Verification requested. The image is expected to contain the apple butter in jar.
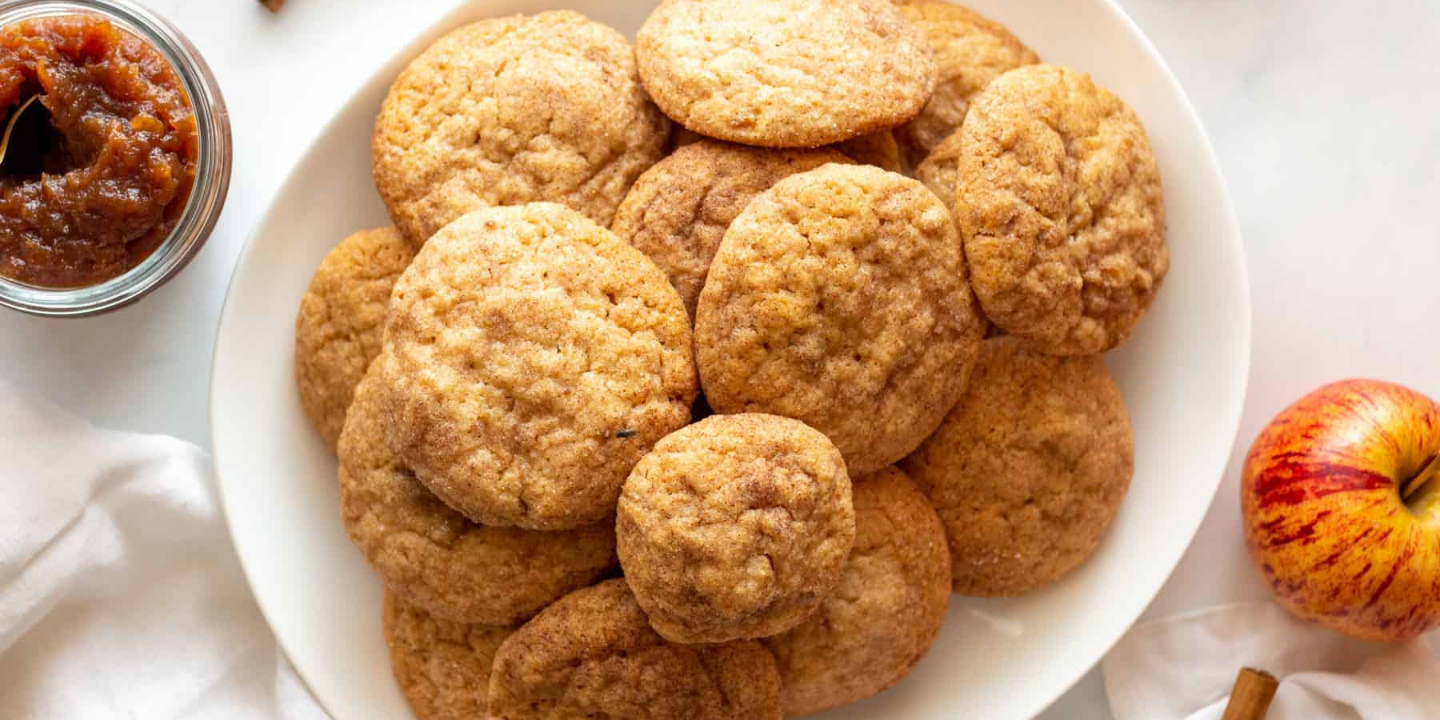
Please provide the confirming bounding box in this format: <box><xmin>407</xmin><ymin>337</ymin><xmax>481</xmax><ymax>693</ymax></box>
<box><xmin>0</xmin><ymin>14</ymin><xmax>198</xmax><ymax>288</ymax></box>
<box><xmin>0</xmin><ymin>0</ymin><xmax>229</xmax><ymax>316</ymax></box>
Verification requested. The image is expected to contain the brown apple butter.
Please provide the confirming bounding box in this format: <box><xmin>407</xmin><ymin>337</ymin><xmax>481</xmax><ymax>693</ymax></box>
<box><xmin>0</xmin><ymin>14</ymin><xmax>198</xmax><ymax>288</ymax></box>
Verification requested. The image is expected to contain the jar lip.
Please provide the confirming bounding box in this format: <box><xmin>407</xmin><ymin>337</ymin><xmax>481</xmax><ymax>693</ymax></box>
<box><xmin>0</xmin><ymin>0</ymin><xmax>232</xmax><ymax>318</ymax></box>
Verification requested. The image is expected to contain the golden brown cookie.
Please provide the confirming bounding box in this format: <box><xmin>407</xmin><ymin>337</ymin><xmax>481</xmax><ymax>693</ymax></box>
<box><xmin>340</xmin><ymin>361</ymin><xmax>618</xmax><ymax>624</ymax></box>
<box><xmin>487</xmin><ymin>579</ymin><xmax>783</xmax><ymax>720</ymax></box>
<box><xmin>764</xmin><ymin>468</ymin><xmax>950</xmax><ymax>716</ymax></box>
<box><xmin>914</xmin><ymin>128</ymin><xmax>962</xmax><ymax>218</ymax></box>
<box><xmin>892</xmin><ymin>0</ymin><xmax>1039</xmax><ymax>170</ymax></box>
<box><xmin>671</xmin><ymin>123</ymin><xmax>899</xmax><ymax>172</ymax></box>
<box><xmin>636</xmin><ymin>0</ymin><xmax>936</xmax><ymax>148</ymax></box>
<box><xmin>294</xmin><ymin>227</ymin><xmax>414</xmax><ymax>451</ymax></box>
<box><xmin>617</xmin><ymin>414</ymin><xmax>854</xmax><ymax>644</ymax></box>
<box><xmin>957</xmin><ymin>64</ymin><xmax>1168</xmax><ymax>355</ymax></box>
<box><xmin>696</xmin><ymin>163</ymin><xmax>985</xmax><ymax>475</ymax></box>
<box><xmin>372</xmin><ymin>11</ymin><xmax>669</xmax><ymax>246</ymax></box>
<box><xmin>834</xmin><ymin>130</ymin><xmax>903</xmax><ymax>172</ymax></box>
<box><xmin>383</xmin><ymin>592</ymin><xmax>516</xmax><ymax>720</ymax></box>
<box><xmin>666</xmin><ymin>126</ymin><xmax>707</xmax><ymax>152</ymax></box>
<box><xmin>914</xmin><ymin>131</ymin><xmax>1007</xmax><ymax>338</ymax></box>
<box><xmin>610</xmin><ymin>140</ymin><xmax>848</xmax><ymax>317</ymax></box>
<box><xmin>381</xmin><ymin>204</ymin><xmax>697</xmax><ymax>531</ymax></box>
<box><xmin>901</xmin><ymin>337</ymin><xmax>1135</xmax><ymax>596</ymax></box>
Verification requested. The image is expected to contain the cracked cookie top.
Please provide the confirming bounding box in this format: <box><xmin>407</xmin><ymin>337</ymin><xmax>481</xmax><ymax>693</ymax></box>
<box><xmin>486</xmin><ymin>579</ymin><xmax>783</xmax><ymax>720</ymax></box>
<box><xmin>610</xmin><ymin>140</ymin><xmax>849</xmax><ymax>318</ymax></box>
<box><xmin>892</xmin><ymin>0</ymin><xmax>1039</xmax><ymax>170</ymax></box>
<box><xmin>380</xmin><ymin>203</ymin><xmax>697</xmax><ymax>531</ymax></box>
<box><xmin>695</xmin><ymin>163</ymin><xmax>985</xmax><ymax>475</ymax></box>
<box><xmin>294</xmin><ymin>226</ymin><xmax>414</xmax><ymax>451</ymax></box>
<box><xmin>900</xmin><ymin>337</ymin><xmax>1134</xmax><ymax>596</ymax></box>
<box><xmin>372</xmin><ymin>11</ymin><xmax>669</xmax><ymax>246</ymax></box>
<box><xmin>340</xmin><ymin>362</ymin><xmax>618</xmax><ymax>624</ymax></box>
<box><xmin>617</xmin><ymin>414</ymin><xmax>854</xmax><ymax>644</ymax></box>
<box><xmin>382</xmin><ymin>592</ymin><xmax>517</xmax><ymax>720</ymax></box>
<box><xmin>956</xmin><ymin>64</ymin><xmax>1168</xmax><ymax>355</ymax></box>
<box><xmin>763</xmin><ymin>468</ymin><xmax>951</xmax><ymax>716</ymax></box>
<box><xmin>636</xmin><ymin>0</ymin><xmax>936</xmax><ymax>148</ymax></box>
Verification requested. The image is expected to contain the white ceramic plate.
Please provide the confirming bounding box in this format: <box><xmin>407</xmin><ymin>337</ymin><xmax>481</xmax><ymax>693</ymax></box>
<box><xmin>211</xmin><ymin>1</ymin><xmax>1251</xmax><ymax>718</ymax></box>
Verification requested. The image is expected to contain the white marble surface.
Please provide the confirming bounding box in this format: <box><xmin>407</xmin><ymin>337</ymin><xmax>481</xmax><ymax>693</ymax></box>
<box><xmin>2</xmin><ymin>0</ymin><xmax>1437</xmax><ymax>717</ymax></box>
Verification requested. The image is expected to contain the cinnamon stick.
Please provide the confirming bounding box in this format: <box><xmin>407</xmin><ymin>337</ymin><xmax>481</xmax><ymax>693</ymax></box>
<box><xmin>1220</xmin><ymin>667</ymin><xmax>1279</xmax><ymax>720</ymax></box>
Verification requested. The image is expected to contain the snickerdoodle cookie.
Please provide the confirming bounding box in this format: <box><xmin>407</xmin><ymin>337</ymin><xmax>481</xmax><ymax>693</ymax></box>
<box><xmin>914</xmin><ymin>128</ymin><xmax>963</xmax><ymax>218</ymax></box>
<box><xmin>340</xmin><ymin>363</ymin><xmax>618</xmax><ymax>624</ymax></box>
<box><xmin>610</xmin><ymin>140</ymin><xmax>849</xmax><ymax>316</ymax></box>
<box><xmin>957</xmin><ymin>64</ymin><xmax>1168</xmax><ymax>355</ymax></box>
<box><xmin>617</xmin><ymin>414</ymin><xmax>854</xmax><ymax>644</ymax></box>
<box><xmin>373</xmin><ymin>11</ymin><xmax>669</xmax><ymax>246</ymax></box>
<box><xmin>695</xmin><ymin>164</ymin><xmax>985</xmax><ymax>475</ymax></box>
<box><xmin>901</xmin><ymin>337</ymin><xmax>1134</xmax><ymax>596</ymax></box>
<box><xmin>636</xmin><ymin>0</ymin><xmax>936</xmax><ymax>148</ymax></box>
<box><xmin>382</xmin><ymin>592</ymin><xmax>516</xmax><ymax>720</ymax></box>
<box><xmin>667</xmin><ymin>127</ymin><xmax>897</xmax><ymax>172</ymax></box>
<box><xmin>764</xmin><ymin>468</ymin><xmax>950</xmax><ymax>716</ymax></box>
<box><xmin>381</xmin><ymin>204</ymin><xmax>696</xmax><ymax>531</ymax></box>
<box><xmin>892</xmin><ymin>0</ymin><xmax>1039</xmax><ymax>170</ymax></box>
<box><xmin>487</xmin><ymin>579</ymin><xmax>783</xmax><ymax>720</ymax></box>
<box><xmin>294</xmin><ymin>227</ymin><xmax>414</xmax><ymax>450</ymax></box>
<box><xmin>835</xmin><ymin>130</ymin><xmax>903</xmax><ymax>172</ymax></box>
<box><xmin>666</xmin><ymin>128</ymin><xmax>896</xmax><ymax>172</ymax></box>
<box><xmin>912</xmin><ymin>130</ymin><xmax>1004</xmax><ymax>351</ymax></box>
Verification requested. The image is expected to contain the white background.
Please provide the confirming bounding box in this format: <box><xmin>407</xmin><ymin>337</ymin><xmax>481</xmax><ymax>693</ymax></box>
<box><xmin>2</xmin><ymin>0</ymin><xmax>1437</xmax><ymax>717</ymax></box>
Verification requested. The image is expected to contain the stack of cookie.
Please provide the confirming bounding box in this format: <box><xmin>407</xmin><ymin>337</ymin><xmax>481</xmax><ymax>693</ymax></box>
<box><xmin>292</xmin><ymin>1</ymin><xmax>1168</xmax><ymax>717</ymax></box>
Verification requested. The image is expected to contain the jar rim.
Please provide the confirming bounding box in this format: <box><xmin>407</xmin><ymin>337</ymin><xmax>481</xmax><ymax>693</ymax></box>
<box><xmin>0</xmin><ymin>0</ymin><xmax>232</xmax><ymax>317</ymax></box>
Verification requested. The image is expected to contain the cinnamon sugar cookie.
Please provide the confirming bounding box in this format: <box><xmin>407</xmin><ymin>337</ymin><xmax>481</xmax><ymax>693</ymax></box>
<box><xmin>383</xmin><ymin>592</ymin><xmax>516</xmax><ymax>720</ymax></box>
<box><xmin>892</xmin><ymin>0</ymin><xmax>1038</xmax><ymax>170</ymax></box>
<box><xmin>901</xmin><ymin>337</ymin><xmax>1134</xmax><ymax>596</ymax></box>
<box><xmin>764</xmin><ymin>467</ymin><xmax>950</xmax><ymax>716</ymax></box>
<box><xmin>914</xmin><ymin>128</ymin><xmax>963</xmax><ymax>218</ymax></box>
<box><xmin>373</xmin><ymin>11</ymin><xmax>668</xmax><ymax>246</ymax></box>
<box><xmin>617</xmin><ymin>414</ymin><xmax>854</xmax><ymax>644</ymax></box>
<box><xmin>610</xmin><ymin>140</ymin><xmax>848</xmax><ymax>316</ymax></box>
<box><xmin>957</xmin><ymin>64</ymin><xmax>1168</xmax><ymax>355</ymax></box>
<box><xmin>381</xmin><ymin>204</ymin><xmax>696</xmax><ymax>531</ymax></box>
<box><xmin>487</xmin><ymin>579</ymin><xmax>783</xmax><ymax>720</ymax></box>
<box><xmin>696</xmin><ymin>163</ymin><xmax>985</xmax><ymax>475</ymax></box>
<box><xmin>294</xmin><ymin>226</ymin><xmax>414</xmax><ymax>450</ymax></box>
<box><xmin>340</xmin><ymin>361</ymin><xmax>618</xmax><ymax>624</ymax></box>
<box><xmin>636</xmin><ymin>0</ymin><xmax>935</xmax><ymax>147</ymax></box>
<box><xmin>835</xmin><ymin>130</ymin><xmax>903</xmax><ymax>172</ymax></box>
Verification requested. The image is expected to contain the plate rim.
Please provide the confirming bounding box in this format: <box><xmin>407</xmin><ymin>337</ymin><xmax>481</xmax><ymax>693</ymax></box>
<box><xmin>208</xmin><ymin>0</ymin><xmax>1254</xmax><ymax>717</ymax></box>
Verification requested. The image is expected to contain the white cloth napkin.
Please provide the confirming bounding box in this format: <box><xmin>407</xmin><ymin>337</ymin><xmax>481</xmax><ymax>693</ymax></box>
<box><xmin>0</xmin><ymin>382</ymin><xmax>327</xmax><ymax>720</ymax></box>
<box><xmin>1104</xmin><ymin>600</ymin><xmax>1440</xmax><ymax>720</ymax></box>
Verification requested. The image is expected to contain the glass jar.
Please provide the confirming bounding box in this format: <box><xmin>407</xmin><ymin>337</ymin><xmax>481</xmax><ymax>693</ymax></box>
<box><xmin>0</xmin><ymin>0</ymin><xmax>231</xmax><ymax>317</ymax></box>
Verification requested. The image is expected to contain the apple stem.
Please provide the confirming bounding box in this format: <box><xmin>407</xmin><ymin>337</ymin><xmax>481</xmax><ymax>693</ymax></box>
<box><xmin>1404</xmin><ymin>453</ymin><xmax>1440</xmax><ymax>502</ymax></box>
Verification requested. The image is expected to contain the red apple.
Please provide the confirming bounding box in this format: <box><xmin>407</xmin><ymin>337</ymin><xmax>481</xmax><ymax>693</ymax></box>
<box><xmin>1242</xmin><ymin>379</ymin><xmax>1440</xmax><ymax>641</ymax></box>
